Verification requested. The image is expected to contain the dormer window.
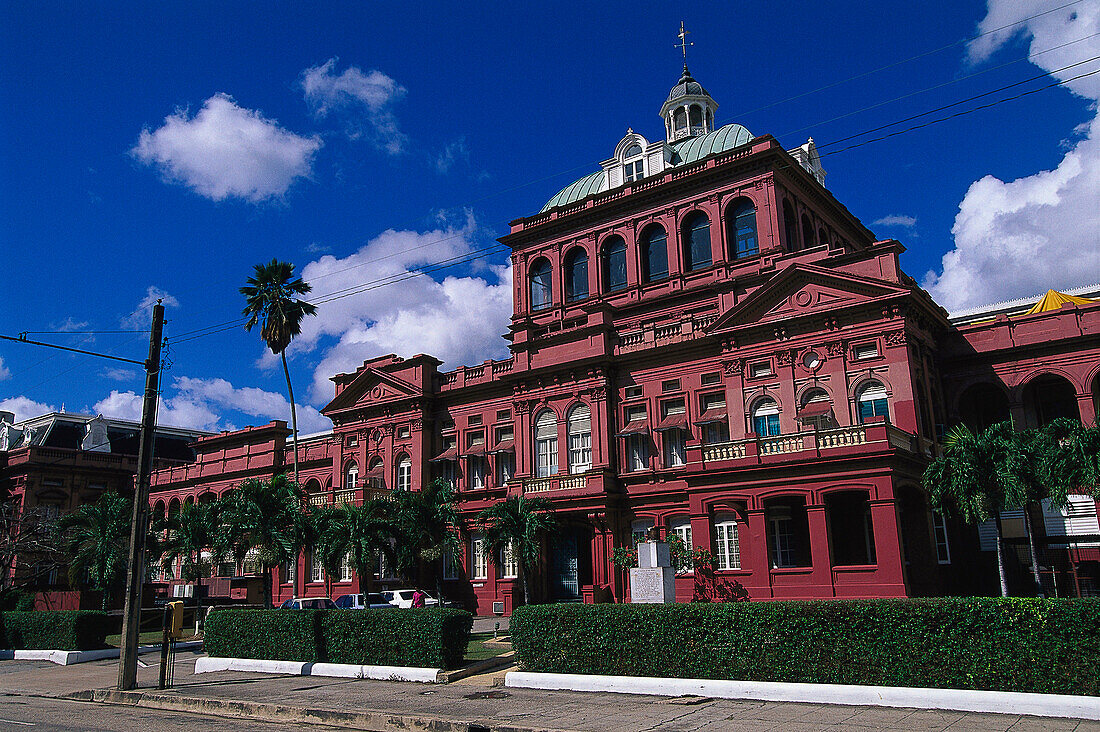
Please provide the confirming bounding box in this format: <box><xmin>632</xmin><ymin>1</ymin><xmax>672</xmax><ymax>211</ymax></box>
<box><xmin>623</xmin><ymin>160</ymin><xmax>644</xmax><ymax>183</ymax></box>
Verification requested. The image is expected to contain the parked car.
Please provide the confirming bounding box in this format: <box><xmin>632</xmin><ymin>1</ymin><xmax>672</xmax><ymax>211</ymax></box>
<box><xmin>279</xmin><ymin>597</ymin><xmax>337</xmax><ymax>610</ymax></box>
<box><xmin>382</xmin><ymin>589</ymin><xmax>440</xmax><ymax>608</ymax></box>
<box><xmin>334</xmin><ymin>592</ymin><xmax>395</xmax><ymax>610</ymax></box>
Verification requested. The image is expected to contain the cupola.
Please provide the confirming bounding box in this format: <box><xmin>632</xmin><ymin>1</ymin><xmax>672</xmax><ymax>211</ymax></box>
<box><xmin>660</xmin><ymin>65</ymin><xmax>718</xmax><ymax>143</ymax></box>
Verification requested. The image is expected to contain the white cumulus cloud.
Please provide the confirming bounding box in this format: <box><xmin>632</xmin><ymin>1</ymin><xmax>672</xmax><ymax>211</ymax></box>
<box><xmin>873</xmin><ymin>215</ymin><xmax>917</xmax><ymax>228</ymax></box>
<box><xmin>0</xmin><ymin>396</ymin><xmax>57</xmax><ymax>422</ymax></box>
<box><xmin>257</xmin><ymin>214</ymin><xmax>512</xmax><ymax>403</ymax></box>
<box><xmin>122</xmin><ymin>286</ymin><xmax>180</xmax><ymax>328</ymax></box>
<box><xmin>925</xmin><ymin>0</ymin><xmax>1100</xmax><ymax>311</ymax></box>
<box><xmin>93</xmin><ymin>376</ymin><xmax>331</xmax><ymax>434</ymax></box>
<box><xmin>132</xmin><ymin>93</ymin><xmax>321</xmax><ymax>202</ymax></box>
<box><xmin>301</xmin><ymin>59</ymin><xmax>408</xmax><ymax>154</ymax></box>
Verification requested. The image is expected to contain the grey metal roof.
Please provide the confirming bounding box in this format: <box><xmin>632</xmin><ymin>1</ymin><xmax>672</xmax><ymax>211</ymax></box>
<box><xmin>665</xmin><ymin>66</ymin><xmax>711</xmax><ymax>104</ymax></box>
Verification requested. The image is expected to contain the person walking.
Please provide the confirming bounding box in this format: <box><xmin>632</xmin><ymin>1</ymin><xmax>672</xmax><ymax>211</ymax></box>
<box><xmin>411</xmin><ymin>589</ymin><xmax>426</xmax><ymax>608</ymax></box>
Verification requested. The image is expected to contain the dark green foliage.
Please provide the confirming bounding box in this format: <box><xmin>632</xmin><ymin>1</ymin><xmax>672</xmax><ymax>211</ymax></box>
<box><xmin>510</xmin><ymin>599</ymin><xmax>1100</xmax><ymax>695</ymax></box>
<box><xmin>0</xmin><ymin>590</ymin><xmax>36</xmax><ymax>611</ymax></box>
<box><xmin>0</xmin><ymin>611</ymin><xmax>110</xmax><ymax>650</ymax></box>
<box><xmin>203</xmin><ymin>608</ymin><xmax>473</xmax><ymax>669</ymax></box>
<box><xmin>204</xmin><ymin>609</ymin><xmax>324</xmax><ymax>662</ymax></box>
<box><xmin>324</xmin><ymin>609</ymin><xmax>472</xmax><ymax>669</ymax></box>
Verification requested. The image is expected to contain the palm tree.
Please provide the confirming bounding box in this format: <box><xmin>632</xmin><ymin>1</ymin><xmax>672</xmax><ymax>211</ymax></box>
<box><xmin>477</xmin><ymin>495</ymin><xmax>557</xmax><ymax>606</ymax></box>
<box><xmin>315</xmin><ymin>499</ymin><xmax>397</xmax><ymax>596</ymax></box>
<box><xmin>1043</xmin><ymin>417</ymin><xmax>1100</xmax><ymax>501</ymax></box>
<box><xmin>923</xmin><ymin>421</ymin><xmax>1026</xmax><ymax>597</ymax></box>
<box><xmin>392</xmin><ymin>479</ymin><xmax>464</xmax><ymax>602</ymax></box>
<box><xmin>60</xmin><ymin>491</ymin><xmax>145</xmax><ymax>610</ymax></box>
<box><xmin>240</xmin><ymin>259</ymin><xmax>318</xmax><ymax>484</ymax></box>
<box><xmin>159</xmin><ymin>502</ymin><xmax>216</xmax><ymax>582</ymax></box>
<box><xmin>213</xmin><ymin>474</ymin><xmax>304</xmax><ymax>608</ymax></box>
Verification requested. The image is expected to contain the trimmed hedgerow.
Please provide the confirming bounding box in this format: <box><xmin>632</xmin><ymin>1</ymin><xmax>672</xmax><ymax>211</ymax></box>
<box><xmin>204</xmin><ymin>609</ymin><xmax>324</xmax><ymax>662</ymax></box>
<box><xmin>0</xmin><ymin>611</ymin><xmax>111</xmax><ymax>650</ymax></box>
<box><xmin>510</xmin><ymin>598</ymin><xmax>1100</xmax><ymax>695</ymax></box>
<box><xmin>203</xmin><ymin>608</ymin><xmax>473</xmax><ymax>670</ymax></box>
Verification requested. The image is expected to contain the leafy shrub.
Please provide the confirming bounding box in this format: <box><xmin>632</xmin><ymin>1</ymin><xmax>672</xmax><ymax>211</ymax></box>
<box><xmin>0</xmin><ymin>611</ymin><xmax>110</xmax><ymax>650</ymax></box>
<box><xmin>204</xmin><ymin>609</ymin><xmax>324</xmax><ymax>662</ymax></box>
<box><xmin>510</xmin><ymin>598</ymin><xmax>1100</xmax><ymax>695</ymax></box>
<box><xmin>204</xmin><ymin>608</ymin><xmax>473</xmax><ymax>669</ymax></box>
<box><xmin>0</xmin><ymin>591</ymin><xmax>36</xmax><ymax>611</ymax></box>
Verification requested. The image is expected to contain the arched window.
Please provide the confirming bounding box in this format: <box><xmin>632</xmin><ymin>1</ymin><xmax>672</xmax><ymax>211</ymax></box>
<box><xmin>782</xmin><ymin>201</ymin><xmax>798</xmax><ymax>251</ymax></box>
<box><xmin>688</xmin><ymin>105</ymin><xmax>703</xmax><ymax>127</ymax></box>
<box><xmin>673</xmin><ymin>107</ymin><xmax>687</xmax><ymax>131</ymax></box>
<box><xmin>857</xmin><ymin>382</ymin><xmax>889</xmax><ymax>424</ymax></box>
<box><xmin>640</xmin><ymin>226</ymin><xmax>669</xmax><ymax>283</ymax></box>
<box><xmin>564</xmin><ymin>247</ymin><xmax>588</xmax><ymax>302</ymax></box>
<box><xmin>682</xmin><ymin>212</ymin><xmax>712</xmax><ymax>271</ymax></box>
<box><xmin>345</xmin><ymin>462</ymin><xmax>359</xmax><ymax>489</ymax></box>
<box><xmin>713</xmin><ymin>515</ymin><xmax>741</xmax><ymax>570</ymax></box>
<box><xmin>799</xmin><ymin>388</ymin><xmax>835</xmax><ymax>430</ymax></box>
<box><xmin>396</xmin><ymin>455</ymin><xmax>412</xmax><ymax>492</ymax></box>
<box><xmin>752</xmin><ymin>398</ymin><xmax>781</xmax><ymax>437</ymax></box>
<box><xmin>529</xmin><ymin>258</ymin><xmax>552</xmax><ymax>311</ymax></box>
<box><xmin>801</xmin><ymin>214</ymin><xmax>815</xmax><ymax>249</ymax></box>
<box><xmin>706</xmin><ymin>108</ymin><xmax>713</xmax><ymax>128</ymax></box>
<box><xmin>726</xmin><ymin>199</ymin><xmax>758</xmax><ymax>259</ymax></box>
<box><xmin>668</xmin><ymin>517</ymin><xmax>693</xmax><ymax>573</ymax></box>
<box><xmin>567</xmin><ymin>404</ymin><xmax>592</xmax><ymax>474</ymax></box>
<box><xmin>623</xmin><ymin>143</ymin><xmax>642</xmax><ymax>158</ymax></box>
<box><xmin>601</xmin><ymin>236</ymin><xmax>627</xmax><ymax>293</ymax></box>
<box><xmin>533</xmin><ymin>410</ymin><xmax>558</xmax><ymax>478</ymax></box>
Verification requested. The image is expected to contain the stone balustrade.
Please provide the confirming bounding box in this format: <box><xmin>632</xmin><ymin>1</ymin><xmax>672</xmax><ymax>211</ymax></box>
<box><xmin>702</xmin><ymin>423</ymin><xmax>914</xmax><ymax>467</ymax></box>
<box><xmin>522</xmin><ymin>473</ymin><xmax>588</xmax><ymax>494</ymax></box>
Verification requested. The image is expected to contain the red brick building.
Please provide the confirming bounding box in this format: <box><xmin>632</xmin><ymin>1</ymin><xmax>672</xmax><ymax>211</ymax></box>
<box><xmin>147</xmin><ymin>67</ymin><xmax>1100</xmax><ymax>611</ymax></box>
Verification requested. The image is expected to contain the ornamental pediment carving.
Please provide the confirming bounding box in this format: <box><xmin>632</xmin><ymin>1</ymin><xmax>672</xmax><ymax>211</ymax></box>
<box><xmin>322</xmin><ymin>368</ymin><xmax>423</xmax><ymax>416</ymax></box>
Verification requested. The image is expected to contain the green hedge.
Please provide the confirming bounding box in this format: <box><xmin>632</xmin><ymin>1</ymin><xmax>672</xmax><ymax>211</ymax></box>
<box><xmin>204</xmin><ymin>608</ymin><xmax>473</xmax><ymax>669</ymax></box>
<box><xmin>0</xmin><ymin>611</ymin><xmax>111</xmax><ymax>650</ymax></box>
<box><xmin>510</xmin><ymin>599</ymin><xmax>1100</xmax><ymax>695</ymax></box>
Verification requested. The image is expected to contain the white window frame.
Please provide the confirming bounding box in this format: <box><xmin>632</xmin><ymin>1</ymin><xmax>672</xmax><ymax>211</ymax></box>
<box><xmin>397</xmin><ymin>456</ymin><xmax>412</xmax><ymax>492</ymax></box>
<box><xmin>627</xmin><ymin>433</ymin><xmax>648</xmax><ymax>472</ymax></box>
<box><xmin>283</xmin><ymin>558</ymin><xmax>296</xmax><ymax>585</ymax></box>
<box><xmin>340</xmin><ymin>553</ymin><xmax>353</xmax><ymax>583</ymax></box>
<box><xmin>769</xmin><ymin>512</ymin><xmax>796</xmax><ymax>569</ymax></box>
<box><xmin>668</xmin><ymin>519</ymin><xmax>693</xmax><ymax>573</ymax></box>
<box><xmin>502</xmin><ymin>541</ymin><xmax>519</xmax><ymax>579</ymax></box>
<box><xmin>495</xmin><ymin>451</ymin><xmax>515</xmax><ymax>485</ymax></box>
<box><xmin>534</xmin><ymin>411</ymin><xmax>558</xmax><ymax>478</ymax></box>
<box><xmin>311</xmin><ymin>551</ymin><xmax>324</xmax><ymax>583</ymax></box>
<box><xmin>714</xmin><ymin>518</ymin><xmax>741</xmax><ymax>570</ymax></box>
<box><xmin>345</xmin><ymin>463</ymin><xmax>359</xmax><ymax>490</ymax></box>
<box><xmin>663</xmin><ymin>428</ymin><xmax>686</xmax><ymax>467</ymax></box>
<box><xmin>468</xmin><ymin>456</ymin><xmax>487</xmax><ymax>490</ymax></box>
<box><xmin>471</xmin><ymin>535</ymin><xmax>488</xmax><ymax>580</ymax></box>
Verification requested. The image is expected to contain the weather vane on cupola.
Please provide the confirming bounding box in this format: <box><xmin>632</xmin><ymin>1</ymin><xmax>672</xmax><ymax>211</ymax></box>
<box><xmin>675</xmin><ymin>21</ymin><xmax>693</xmax><ymax>68</ymax></box>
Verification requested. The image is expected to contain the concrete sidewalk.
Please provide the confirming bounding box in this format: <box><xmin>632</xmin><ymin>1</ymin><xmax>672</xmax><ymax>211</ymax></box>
<box><xmin>3</xmin><ymin>651</ymin><xmax>1099</xmax><ymax>731</ymax></box>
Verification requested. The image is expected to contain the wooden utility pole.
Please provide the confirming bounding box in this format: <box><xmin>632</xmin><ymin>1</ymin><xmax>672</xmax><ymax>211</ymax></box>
<box><xmin>117</xmin><ymin>301</ymin><xmax>164</xmax><ymax>690</ymax></box>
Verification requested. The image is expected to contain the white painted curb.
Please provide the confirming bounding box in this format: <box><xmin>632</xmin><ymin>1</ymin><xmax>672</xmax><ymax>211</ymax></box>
<box><xmin>0</xmin><ymin>641</ymin><xmax>203</xmax><ymax>666</ymax></box>
<box><xmin>505</xmin><ymin>672</ymin><xmax>1100</xmax><ymax>721</ymax></box>
<box><xmin>195</xmin><ymin>656</ymin><xmax>441</xmax><ymax>683</ymax></box>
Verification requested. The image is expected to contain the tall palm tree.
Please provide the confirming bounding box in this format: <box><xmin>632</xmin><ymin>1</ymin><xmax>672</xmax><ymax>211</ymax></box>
<box><xmin>477</xmin><ymin>495</ymin><xmax>557</xmax><ymax>606</ymax></box>
<box><xmin>240</xmin><ymin>259</ymin><xmax>318</xmax><ymax>483</ymax></box>
<box><xmin>315</xmin><ymin>499</ymin><xmax>397</xmax><ymax>596</ymax></box>
<box><xmin>60</xmin><ymin>491</ymin><xmax>149</xmax><ymax>610</ymax></box>
<box><xmin>159</xmin><ymin>502</ymin><xmax>216</xmax><ymax>582</ymax></box>
<box><xmin>392</xmin><ymin>479</ymin><xmax>464</xmax><ymax>602</ymax></box>
<box><xmin>1043</xmin><ymin>417</ymin><xmax>1100</xmax><ymax>500</ymax></box>
<box><xmin>213</xmin><ymin>474</ymin><xmax>304</xmax><ymax>608</ymax></box>
<box><xmin>923</xmin><ymin>421</ymin><xmax>1025</xmax><ymax>597</ymax></box>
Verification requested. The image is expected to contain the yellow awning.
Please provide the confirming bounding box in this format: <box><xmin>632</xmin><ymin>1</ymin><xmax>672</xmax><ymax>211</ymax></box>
<box><xmin>1024</xmin><ymin>289</ymin><xmax>1096</xmax><ymax>315</ymax></box>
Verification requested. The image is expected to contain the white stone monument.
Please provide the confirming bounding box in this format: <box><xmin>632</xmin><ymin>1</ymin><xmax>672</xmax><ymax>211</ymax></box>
<box><xmin>629</xmin><ymin>540</ymin><xmax>676</xmax><ymax>603</ymax></box>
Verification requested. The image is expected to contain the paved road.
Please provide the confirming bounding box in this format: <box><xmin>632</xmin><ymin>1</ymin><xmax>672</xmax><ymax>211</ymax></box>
<box><xmin>0</xmin><ymin>694</ymin><xmax>332</xmax><ymax>731</ymax></box>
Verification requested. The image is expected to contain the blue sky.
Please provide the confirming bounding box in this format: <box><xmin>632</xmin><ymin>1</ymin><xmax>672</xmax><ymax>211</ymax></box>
<box><xmin>2</xmin><ymin>1</ymin><xmax>1099</xmax><ymax>432</ymax></box>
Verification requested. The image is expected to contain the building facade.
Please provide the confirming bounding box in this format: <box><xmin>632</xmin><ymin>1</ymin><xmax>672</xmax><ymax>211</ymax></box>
<box><xmin>146</xmin><ymin>67</ymin><xmax>1100</xmax><ymax>611</ymax></box>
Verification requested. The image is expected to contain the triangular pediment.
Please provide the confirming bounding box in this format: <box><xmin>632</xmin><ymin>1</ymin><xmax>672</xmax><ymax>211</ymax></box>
<box><xmin>708</xmin><ymin>263</ymin><xmax>910</xmax><ymax>333</ymax></box>
<box><xmin>322</xmin><ymin>368</ymin><xmax>422</xmax><ymax>415</ymax></box>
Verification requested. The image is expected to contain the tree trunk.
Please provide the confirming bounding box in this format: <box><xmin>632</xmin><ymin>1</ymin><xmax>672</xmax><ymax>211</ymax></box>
<box><xmin>520</xmin><ymin>565</ymin><xmax>530</xmax><ymax>606</ymax></box>
<box><xmin>262</xmin><ymin>563</ymin><xmax>273</xmax><ymax>609</ymax></box>
<box><xmin>994</xmin><ymin>515</ymin><xmax>1009</xmax><ymax>597</ymax></box>
<box><xmin>281</xmin><ymin>351</ymin><xmax>300</xmax><ymax>485</ymax></box>
<box><xmin>1023</xmin><ymin>503</ymin><xmax>1044</xmax><ymax>596</ymax></box>
<box><xmin>436</xmin><ymin>556</ymin><xmax>445</xmax><ymax>606</ymax></box>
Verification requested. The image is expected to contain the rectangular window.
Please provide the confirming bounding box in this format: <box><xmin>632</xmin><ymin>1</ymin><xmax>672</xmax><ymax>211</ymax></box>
<box><xmin>624</xmin><ymin>385</ymin><xmax>643</xmax><ymax>400</ymax></box>
<box><xmin>467</xmin><ymin>456</ymin><xmax>487</xmax><ymax>489</ymax></box>
<box><xmin>397</xmin><ymin>425</ymin><xmax>410</xmax><ymax>439</ymax></box>
<box><xmin>283</xmin><ymin>559</ymin><xmax>296</xmax><ymax>585</ymax></box>
<box><xmin>625</xmin><ymin>404</ymin><xmax>647</xmax><ymax>423</ymax></box>
<box><xmin>854</xmin><ymin>342</ymin><xmax>879</xmax><ymax>360</ymax></box>
<box><xmin>663</xmin><ymin>429</ymin><xmax>686</xmax><ymax>467</ymax></box>
<box><xmin>468</xmin><ymin>415</ymin><xmax>483</xmax><ymax>426</ymax></box>
<box><xmin>754</xmin><ymin>413</ymin><xmax>781</xmax><ymax>437</ymax></box>
<box><xmin>714</xmin><ymin>520</ymin><xmax>741</xmax><ymax>570</ymax></box>
<box><xmin>623</xmin><ymin>159</ymin><xmax>644</xmax><ymax>182</ymax></box>
<box><xmin>535</xmin><ymin>435</ymin><xmax>557</xmax><ymax>478</ymax></box>
<box><xmin>703</xmin><ymin>421</ymin><xmax>730</xmax><ymax>444</ymax></box>
<box><xmin>497</xmin><ymin>409</ymin><xmax>512</xmax><ymax>421</ymax></box>
<box><xmin>631</xmin><ymin>519</ymin><xmax>654</xmax><ymax>544</ymax></box>
<box><xmin>770</xmin><ymin>516</ymin><xmax>796</xmax><ymax>568</ymax></box>
<box><xmin>662</xmin><ymin>379</ymin><xmax>681</xmax><ymax>393</ymax></box>
<box><xmin>502</xmin><ymin>541</ymin><xmax>519</xmax><ymax>578</ymax></box>
<box><xmin>467</xmin><ymin>430</ymin><xmax>485</xmax><ymax>448</ymax></box>
<box><xmin>568</xmin><ymin>431</ymin><xmax>592</xmax><ymax>474</ymax></box>
<box><xmin>749</xmin><ymin>361</ymin><xmax>772</xmax><ymax>378</ymax></box>
<box><xmin>311</xmin><ymin>552</ymin><xmax>324</xmax><ymax>583</ymax></box>
<box><xmin>496</xmin><ymin>451</ymin><xmax>515</xmax><ymax>485</ymax></box>
<box><xmin>397</xmin><ymin>459</ymin><xmax>412</xmax><ymax>492</ymax></box>
<box><xmin>701</xmin><ymin>372</ymin><xmax>721</xmax><ymax>386</ymax></box>
<box><xmin>340</xmin><ymin>553</ymin><xmax>353</xmax><ymax>583</ymax></box>
<box><xmin>495</xmin><ymin>425</ymin><xmax>514</xmax><ymax>443</ymax></box>
<box><xmin>932</xmin><ymin>511</ymin><xmax>951</xmax><ymax>564</ymax></box>
<box><xmin>346</xmin><ymin>434</ymin><xmax>358</xmax><ymax>447</ymax></box>
<box><xmin>669</xmin><ymin>522</ymin><xmax>693</xmax><ymax>573</ymax></box>
<box><xmin>627</xmin><ymin>433</ymin><xmax>649</xmax><ymax>472</ymax></box>
<box><xmin>471</xmin><ymin>535</ymin><xmax>488</xmax><ymax>580</ymax></box>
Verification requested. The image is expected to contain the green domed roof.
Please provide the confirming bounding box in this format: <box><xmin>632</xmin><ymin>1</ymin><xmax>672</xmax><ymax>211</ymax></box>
<box><xmin>539</xmin><ymin>123</ymin><xmax>753</xmax><ymax>213</ymax></box>
<box><xmin>670</xmin><ymin>123</ymin><xmax>753</xmax><ymax>164</ymax></box>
